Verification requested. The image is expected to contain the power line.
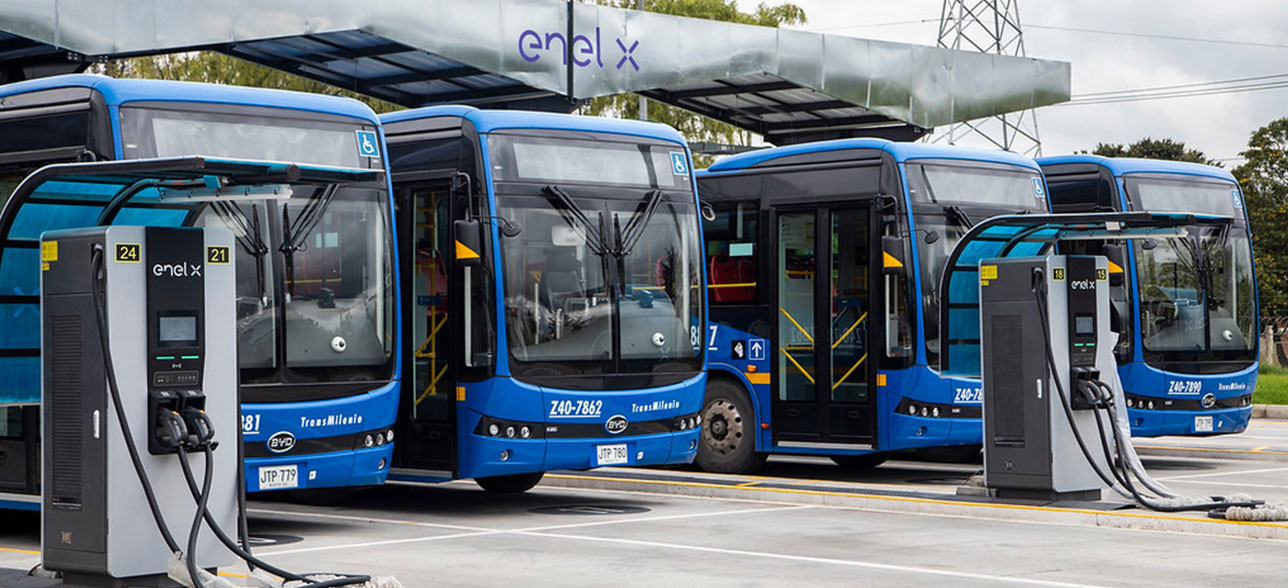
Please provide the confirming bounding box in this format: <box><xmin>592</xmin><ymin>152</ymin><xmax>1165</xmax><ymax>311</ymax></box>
<box><xmin>1066</xmin><ymin>78</ymin><xmax>1288</xmax><ymax>106</ymax></box>
<box><xmin>1027</xmin><ymin>23</ymin><xmax>1288</xmax><ymax>50</ymax></box>
<box><xmin>806</xmin><ymin>19</ymin><xmax>937</xmax><ymax>32</ymax></box>
<box><xmin>1076</xmin><ymin>72</ymin><xmax>1288</xmax><ymax>98</ymax></box>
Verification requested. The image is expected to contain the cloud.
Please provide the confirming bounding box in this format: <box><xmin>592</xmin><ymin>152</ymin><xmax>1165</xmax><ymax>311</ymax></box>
<box><xmin>743</xmin><ymin>0</ymin><xmax>1288</xmax><ymax>161</ymax></box>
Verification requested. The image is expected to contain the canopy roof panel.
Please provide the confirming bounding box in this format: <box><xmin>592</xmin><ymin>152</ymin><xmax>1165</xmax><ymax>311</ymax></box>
<box><xmin>938</xmin><ymin>212</ymin><xmax>1235</xmax><ymax>378</ymax></box>
<box><xmin>0</xmin><ymin>0</ymin><xmax>1070</xmax><ymax>145</ymax></box>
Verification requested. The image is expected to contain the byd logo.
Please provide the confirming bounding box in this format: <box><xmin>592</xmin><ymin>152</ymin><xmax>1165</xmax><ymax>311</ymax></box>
<box><xmin>267</xmin><ymin>431</ymin><xmax>296</xmax><ymax>454</ymax></box>
<box><xmin>604</xmin><ymin>414</ymin><xmax>629</xmax><ymax>435</ymax></box>
<box><xmin>518</xmin><ymin>27</ymin><xmax>641</xmax><ymax>71</ymax></box>
<box><xmin>152</xmin><ymin>262</ymin><xmax>202</xmax><ymax>278</ymax></box>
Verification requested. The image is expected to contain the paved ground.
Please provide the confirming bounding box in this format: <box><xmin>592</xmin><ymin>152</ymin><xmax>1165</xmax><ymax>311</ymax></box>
<box><xmin>4</xmin><ymin>448</ymin><xmax>1288</xmax><ymax>587</ymax></box>
<box><xmin>1135</xmin><ymin>418</ymin><xmax>1288</xmax><ymax>460</ymax></box>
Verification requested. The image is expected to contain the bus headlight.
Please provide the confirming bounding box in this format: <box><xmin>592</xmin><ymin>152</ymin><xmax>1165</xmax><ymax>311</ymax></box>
<box><xmin>505</xmin><ymin>426</ymin><xmax>516</xmax><ymax>438</ymax></box>
<box><xmin>488</xmin><ymin>423</ymin><xmax>500</xmax><ymax>436</ymax></box>
<box><xmin>520</xmin><ymin>426</ymin><xmax>532</xmax><ymax>439</ymax></box>
<box><xmin>364</xmin><ymin>434</ymin><xmax>375</xmax><ymax>448</ymax></box>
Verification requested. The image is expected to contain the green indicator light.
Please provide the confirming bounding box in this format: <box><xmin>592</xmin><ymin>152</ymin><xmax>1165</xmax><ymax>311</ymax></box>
<box><xmin>181</xmin><ymin>355</ymin><xmax>200</xmax><ymax>360</ymax></box>
<box><xmin>156</xmin><ymin>356</ymin><xmax>175</xmax><ymax>360</ymax></box>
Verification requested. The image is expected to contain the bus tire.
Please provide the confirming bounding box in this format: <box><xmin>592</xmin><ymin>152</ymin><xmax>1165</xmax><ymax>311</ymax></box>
<box><xmin>830</xmin><ymin>454</ymin><xmax>888</xmax><ymax>469</ymax></box>
<box><xmin>696</xmin><ymin>379</ymin><xmax>765</xmax><ymax>474</ymax></box>
<box><xmin>476</xmin><ymin>472</ymin><xmax>544</xmax><ymax>493</ymax></box>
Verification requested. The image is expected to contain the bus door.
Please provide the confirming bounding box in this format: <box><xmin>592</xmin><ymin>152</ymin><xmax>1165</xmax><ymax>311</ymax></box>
<box><xmin>772</xmin><ymin>203</ymin><xmax>879</xmax><ymax>448</ymax></box>
<box><xmin>395</xmin><ymin>179</ymin><xmax>458</xmax><ymax>472</ymax></box>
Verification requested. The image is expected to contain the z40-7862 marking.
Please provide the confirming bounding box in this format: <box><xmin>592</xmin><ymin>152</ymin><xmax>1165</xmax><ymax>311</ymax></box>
<box><xmin>549</xmin><ymin>400</ymin><xmax>603</xmax><ymax>418</ymax></box>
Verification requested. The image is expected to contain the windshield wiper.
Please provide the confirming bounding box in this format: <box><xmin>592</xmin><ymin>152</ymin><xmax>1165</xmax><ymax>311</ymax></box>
<box><xmin>542</xmin><ymin>184</ymin><xmax>610</xmax><ymax>256</ymax></box>
<box><xmin>281</xmin><ymin>184</ymin><xmax>341</xmax><ymax>295</ymax></box>
<box><xmin>211</xmin><ymin>201</ymin><xmax>270</xmax><ymax>305</ymax></box>
<box><xmin>944</xmin><ymin>204</ymin><xmax>974</xmax><ymax>228</ymax></box>
<box><xmin>615</xmin><ymin>189</ymin><xmax>665</xmax><ymax>257</ymax></box>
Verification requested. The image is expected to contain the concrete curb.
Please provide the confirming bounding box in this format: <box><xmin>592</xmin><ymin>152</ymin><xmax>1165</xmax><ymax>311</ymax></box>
<box><xmin>1134</xmin><ymin>445</ymin><xmax>1288</xmax><ymax>462</ymax></box>
<box><xmin>1252</xmin><ymin>404</ymin><xmax>1288</xmax><ymax>419</ymax></box>
<box><xmin>542</xmin><ymin>472</ymin><xmax>1288</xmax><ymax>541</ymax></box>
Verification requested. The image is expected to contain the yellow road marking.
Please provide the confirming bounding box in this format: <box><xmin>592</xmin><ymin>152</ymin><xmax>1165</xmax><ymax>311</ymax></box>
<box><xmin>1252</xmin><ymin>445</ymin><xmax>1271</xmax><ymax>452</ymax></box>
<box><xmin>0</xmin><ymin>547</ymin><xmax>39</xmax><ymax>555</ymax></box>
<box><xmin>1135</xmin><ymin>445</ymin><xmax>1288</xmax><ymax>456</ymax></box>
<box><xmin>546</xmin><ymin>473</ymin><xmax>1288</xmax><ymax>530</ymax></box>
<box><xmin>736</xmin><ymin>481</ymin><xmax>761</xmax><ymax>487</ymax></box>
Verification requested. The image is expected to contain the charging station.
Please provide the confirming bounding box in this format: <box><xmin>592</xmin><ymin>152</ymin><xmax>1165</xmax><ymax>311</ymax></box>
<box><xmin>41</xmin><ymin>225</ymin><xmax>237</xmax><ymax>585</ymax></box>
<box><xmin>980</xmin><ymin>255</ymin><xmax>1111</xmax><ymax>500</ymax></box>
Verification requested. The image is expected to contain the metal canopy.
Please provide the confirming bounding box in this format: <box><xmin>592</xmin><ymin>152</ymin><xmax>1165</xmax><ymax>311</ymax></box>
<box><xmin>936</xmin><ymin>212</ymin><xmax>1235</xmax><ymax>379</ymax></box>
<box><xmin>0</xmin><ymin>0</ymin><xmax>1070</xmax><ymax>145</ymax></box>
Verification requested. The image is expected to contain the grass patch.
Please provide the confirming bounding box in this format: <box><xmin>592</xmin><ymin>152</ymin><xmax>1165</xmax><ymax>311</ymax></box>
<box><xmin>1255</xmin><ymin>366</ymin><xmax>1288</xmax><ymax>405</ymax></box>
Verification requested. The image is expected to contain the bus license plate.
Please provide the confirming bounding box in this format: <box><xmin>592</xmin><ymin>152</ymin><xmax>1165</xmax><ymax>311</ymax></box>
<box><xmin>595</xmin><ymin>444</ymin><xmax>628</xmax><ymax>466</ymax></box>
<box><xmin>1194</xmin><ymin>416</ymin><xmax>1214</xmax><ymax>433</ymax></box>
<box><xmin>258</xmin><ymin>465</ymin><xmax>299</xmax><ymax>490</ymax></box>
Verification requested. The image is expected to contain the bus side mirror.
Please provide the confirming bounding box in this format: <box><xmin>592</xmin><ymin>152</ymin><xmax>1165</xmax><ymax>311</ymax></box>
<box><xmin>453</xmin><ymin>219</ymin><xmax>483</xmax><ymax>267</ymax></box>
<box><xmin>881</xmin><ymin>235</ymin><xmax>906</xmax><ymax>276</ymax></box>
<box><xmin>1102</xmin><ymin>243</ymin><xmax>1126</xmax><ymax>287</ymax></box>
<box><xmin>700</xmin><ymin>201</ymin><xmax>716</xmax><ymax>222</ymax></box>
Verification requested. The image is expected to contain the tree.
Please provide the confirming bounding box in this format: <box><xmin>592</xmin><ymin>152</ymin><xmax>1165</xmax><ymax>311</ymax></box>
<box><xmin>587</xmin><ymin>1</ymin><xmax>807</xmax><ymax>166</ymax></box>
<box><xmin>96</xmin><ymin>53</ymin><xmax>400</xmax><ymax>114</ymax></box>
<box><xmin>1090</xmin><ymin>137</ymin><xmax>1220</xmax><ymax>166</ymax></box>
<box><xmin>1233</xmin><ymin>118</ymin><xmax>1288</xmax><ymax>317</ymax></box>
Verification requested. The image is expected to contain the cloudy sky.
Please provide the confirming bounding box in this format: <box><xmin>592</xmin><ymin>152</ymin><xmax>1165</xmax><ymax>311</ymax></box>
<box><xmin>740</xmin><ymin>0</ymin><xmax>1288</xmax><ymax>165</ymax></box>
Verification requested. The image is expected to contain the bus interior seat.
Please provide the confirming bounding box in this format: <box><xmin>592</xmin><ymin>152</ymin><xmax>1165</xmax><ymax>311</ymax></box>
<box><xmin>540</xmin><ymin>247</ymin><xmax>583</xmax><ymax>313</ymax></box>
<box><xmin>709</xmin><ymin>254</ymin><xmax>754</xmax><ymax>303</ymax></box>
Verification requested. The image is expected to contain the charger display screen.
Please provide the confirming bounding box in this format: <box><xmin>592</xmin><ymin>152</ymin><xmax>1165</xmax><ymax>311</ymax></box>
<box><xmin>159</xmin><ymin>315</ymin><xmax>197</xmax><ymax>345</ymax></box>
<box><xmin>1074</xmin><ymin>314</ymin><xmax>1094</xmax><ymax>337</ymax></box>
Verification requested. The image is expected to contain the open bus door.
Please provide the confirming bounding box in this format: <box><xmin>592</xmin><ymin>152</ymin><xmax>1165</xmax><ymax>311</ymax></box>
<box><xmin>770</xmin><ymin>200</ymin><xmax>881</xmax><ymax>449</ymax></box>
<box><xmin>393</xmin><ymin>175</ymin><xmax>463</xmax><ymax>475</ymax></box>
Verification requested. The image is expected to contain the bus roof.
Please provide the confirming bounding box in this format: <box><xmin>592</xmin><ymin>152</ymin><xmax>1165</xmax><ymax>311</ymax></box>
<box><xmin>1036</xmin><ymin>154</ymin><xmax>1235</xmax><ymax>183</ymax></box>
<box><xmin>701</xmin><ymin>138</ymin><xmax>1041</xmax><ymax>174</ymax></box>
<box><xmin>0</xmin><ymin>73</ymin><xmax>380</xmax><ymax>123</ymax></box>
<box><xmin>381</xmin><ymin>106</ymin><xmax>687</xmax><ymax>146</ymax></box>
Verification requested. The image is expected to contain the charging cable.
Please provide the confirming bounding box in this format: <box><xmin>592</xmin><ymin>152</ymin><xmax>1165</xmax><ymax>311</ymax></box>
<box><xmin>1029</xmin><ymin>269</ymin><xmax>1273</xmax><ymax>515</ymax></box>
<box><xmin>89</xmin><ymin>246</ymin><xmax>376</xmax><ymax>588</ymax></box>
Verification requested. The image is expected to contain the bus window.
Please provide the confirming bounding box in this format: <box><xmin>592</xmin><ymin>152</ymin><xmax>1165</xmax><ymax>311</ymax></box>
<box><xmin>881</xmin><ymin>215</ymin><xmax>914</xmax><ymax>365</ymax></box>
<box><xmin>704</xmin><ymin>200</ymin><xmax>758</xmax><ymax>304</ymax></box>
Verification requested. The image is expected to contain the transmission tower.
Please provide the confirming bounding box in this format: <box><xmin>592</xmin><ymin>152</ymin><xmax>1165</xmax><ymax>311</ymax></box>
<box><xmin>932</xmin><ymin>0</ymin><xmax>1042</xmax><ymax>156</ymax></box>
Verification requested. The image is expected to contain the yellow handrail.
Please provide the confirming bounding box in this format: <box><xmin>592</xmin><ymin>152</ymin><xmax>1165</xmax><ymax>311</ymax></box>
<box><xmin>779</xmin><ymin>347</ymin><xmax>815</xmax><ymax>385</ymax></box>
<box><xmin>831</xmin><ymin>311</ymin><xmax>868</xmax><ymax>350</ymax></box>
<box><xmin>831</xmin><ymin>353</ymin><xmax>868</xmax><ymax>391</ymax></box>
<box><xmin>778</xmin><ymin>307</ymin><xmax>815</xmax><ymax>344</ymax></box>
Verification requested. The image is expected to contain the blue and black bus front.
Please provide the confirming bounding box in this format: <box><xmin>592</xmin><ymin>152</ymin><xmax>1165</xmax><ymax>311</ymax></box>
<box><xmin>458</xmin><ymin>129</ymin><xmax>705</xmax><ymax>480</ymax></box>
<box><xmin>1118</xmin><ymin>172</ymin><xmax>1258</xmax><ymax>436</ymax></box>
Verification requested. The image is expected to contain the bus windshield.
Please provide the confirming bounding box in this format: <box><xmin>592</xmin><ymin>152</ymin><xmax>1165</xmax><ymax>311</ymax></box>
<box><xmin>490</xmin><ymin>134</ymin><xmax>702</xmax><ymax>386</ymax></box>
<box><xmin>906</xmin><ymin>161</ymin><xmax>1047</xmax><ymax>369</ymax></box>
<box><xmin>197</xmin><ymin>184</ymin><xmax>396</xmax><ymax>388</ymax></box>
<box><xmin>1126</xmin><ymin>177</ymin><xmax>1256</xmax><ymax>364</ymax></box>
<box><xmin>119</xmin><ymin>103</ymin><xmax>375</xmax><ymax>168</ymax></box>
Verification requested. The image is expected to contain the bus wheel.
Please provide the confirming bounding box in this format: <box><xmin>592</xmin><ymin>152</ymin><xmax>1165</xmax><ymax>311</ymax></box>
<box><xmin>696</xmin><ymin>379</ymin><xmax>766</xmax><ymax>474</ymax></box>
<box><xmin>831</xmin><ymin>454</ymin><xmax>888</xmax><ymax>469</ymax></box>
<box><xmin>476</xmin><ymin>472</ymin><xmax>545</xmax><ymax>493</ymax></box>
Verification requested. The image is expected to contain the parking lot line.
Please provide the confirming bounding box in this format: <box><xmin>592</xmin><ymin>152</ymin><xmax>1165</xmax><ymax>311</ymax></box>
<box><xmin>259</xmin><ymin>530</ymin><xmax>500</xmax><ymax>556</ymax></box>
<box><xmin>515</xmin><ymin>530</ymin><xmax>1107</xmax><ymax>587</ymax></box>
<box><xmin>1155</xmin><ymin>465</ymin><xmax>1288</xmax><ymax>481</ymax></box>
<box><xmin>247</xmin><ymin>507</ymin><xmax>494</xmax><ymax>533</ymax></box>
<box><xmin>513</xmin><ymin>504</ymin><xmax>814</xmax><ymax>533</ymax></box>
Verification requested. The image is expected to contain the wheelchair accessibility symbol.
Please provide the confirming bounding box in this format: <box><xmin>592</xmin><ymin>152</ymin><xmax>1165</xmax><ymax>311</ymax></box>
<box><xmin>356</xmin><ymin>130</ymin><xmax>380</xmax><ymax>158</ymax></box>
<box><xmin>670</xmin><ymin>152</ymin><xmax>689</xmax><ymax>176</ymax></box>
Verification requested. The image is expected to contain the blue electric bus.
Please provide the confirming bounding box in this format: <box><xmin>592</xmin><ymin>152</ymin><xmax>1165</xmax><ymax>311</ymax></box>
<box><xmin>1038</xmin><ymin>155</ymin><xmax>1257</xmax><ymax>436</ymax></box>
<box><xmin>0</xmin><ymin>75</ymin><xmax>400</xmax><ymax>508</ymax></box>
<box><xmin>695</xmin><ymin>139</ymin><xmax>1049</xmax><ymax>472</ymax></box>
<box><xmin>379</xmin><ymin>107</ymin><xmax>706</xmax><ymax>491</ymax></box>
